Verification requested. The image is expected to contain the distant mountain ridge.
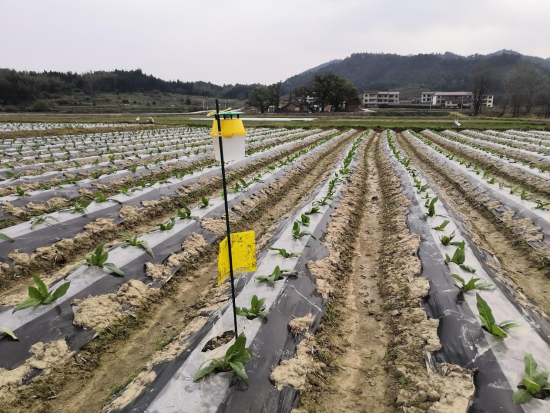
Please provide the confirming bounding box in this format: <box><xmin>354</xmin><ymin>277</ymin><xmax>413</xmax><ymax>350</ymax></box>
<box><xmin>283</xmin><ymin>50</ymin><xmax>550</xmax><ymax>99</ymax></box>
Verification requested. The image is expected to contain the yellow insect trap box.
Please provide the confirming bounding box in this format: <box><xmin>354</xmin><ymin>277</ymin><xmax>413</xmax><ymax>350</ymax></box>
<box><xmin>209</xmin><ymin>115</ymin><xmax>247</xmax><ymax>162</ymax></box>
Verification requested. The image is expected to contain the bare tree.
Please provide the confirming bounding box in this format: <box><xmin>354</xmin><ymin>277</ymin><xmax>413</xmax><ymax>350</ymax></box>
<box><xmin>294</xmin><ymin>85</ymin><xmax>313</xmax><ymax>112</ymax></box>
<box><xmin>268</xmin><ymin>81</ymin><xmax>283</xmax><ymax>113</ymax></box>
<box><xmin>537</xmin><ymin>81</ymin><xmax>550</xmax><ymax>118</ymax></box>
<box><xmin>505</xmin><ymin>60</ymin><xmax>527</xmax><ymax>118</ymax></box>
<box><xmin>470</xmin><ymin>62</ymin><xmax>493</xmax><ymax>116</ymax></box>
<box><xmin>523</xmin><ymin>63</ymin><xmax>542</xmax><ymax>114</ymax></box>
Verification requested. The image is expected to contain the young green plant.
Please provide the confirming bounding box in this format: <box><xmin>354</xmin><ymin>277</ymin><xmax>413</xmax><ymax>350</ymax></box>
<box><xmin>304</xmin><ymin>206</ymin><xmax>320</xmax><ymax>215</ymax></box>
<box><xmin>13</xmin><ymin>274</ymin><xmax>70</xmax><ymax>313</ymax></box>
<box><xmin>292</xmin><ymin>221</ymin><xmax>316</xmax><ymax>240</ymax></box>
<box><xmin>119</xmin><ymin>232</ymin><xmax>155</xmax><ymax>258</ymax></box>
<box><xmin>297</xmin><ymin>214</ymin><xmax>310</xmax><ymax>226</ymax></box>
<box><xmin>199</xmin><ymin>196</ymin><xmax>209</xmax><ymax>208</ymax></box>
<box><xmin>476</xmin><ymin>293</ymin><xmax>520</xmax><ymax>338</ymax></box>
<box><xmin>152</xmin><ymin>217</ymin><xmax>176</xmax><ymax>232</ymax></box>
<box><xmin>269</xmin><ymin>247</ymin><xmax>301</xmax><ymax>258</ymax></box>
<box><xmin>0</xmin><ymin>233</ymin><xmax>14</xmax><ymax>243</ymax></box>
<box><xmin>445</xmin><ymin>241</ymin><xmax>476</xmax><ymax>272</ymax></box>
<box><xmin>427</xmin><ymin>197</ymin><xmax>438</xmax><ymax>217</ymax></box>
<box><xmin>65</xmin><ymin>242</ymin><xmax>125</xmax><ymax>277</ymax></box>
<box><xmin>68</xmin><ymin>200</ymin><xmax>91</xmax><ymax>214</ymax></box>
<box><xmin>30</xmin><ymin>215</ymin><xmax>59</xmax><ymax>229</ymax></box>
<box><xmin>255</xmin><ymin>265</ymin><xmax>298</xmax><ymax>287</ymax></box>
<box><xmin>175</xmin><ymin>205</ymin><xmax>199</xmax><ymax>221</ymax></box>
<box><xmin>194</xmin><ymin>333</ymin><xmax>253</xmax><ymax>385</ymax></box>
<box><xmin>448</xmin><ymin>274</ymin><xmax>494</xmax><ymax>292</ymax></box>
<box><xmin>440</xmin><ymin>231</ymin><xmax>456</xmax><ymax>246</ymax></box>
<box><xmin>433</xmin><ymin>220</ymin><xmax>450</xmax><ymax>231</ymax></box>
<box><xmin>512</xmin><ymin>354</ymin><xmax>550</xmax><ymax>404</ymax></box>
<box><xmin>0</xmin><ymin>327</ymin><xmax>17</xmax><ymax>340</ymax></box>
<box><xmin>235</xmin><ymin>295</ymin><xmax>269</xmax><ymax>319</ymax></box>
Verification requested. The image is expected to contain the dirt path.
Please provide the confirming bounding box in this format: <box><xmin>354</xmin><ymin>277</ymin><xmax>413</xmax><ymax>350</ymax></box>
<box><xmin>31</xmin><ymin>134</ymin><xmax>357</xmax><ymax>413</ymax></box>
<box><xmin>396</xmin><ymin>132</ymin><xmax>550</xmax><ymax>318</ymax></box>
<box><xmin>299</xmin><ymin>134</ymin><xmax>396</xmax><ymax>413</ymax></box>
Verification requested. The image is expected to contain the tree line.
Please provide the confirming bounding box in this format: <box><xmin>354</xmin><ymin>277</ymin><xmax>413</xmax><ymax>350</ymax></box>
<box><xmin>247</xmin><ymin>73</ymin><xmax>359</xmax><ymax>113</ymax></box>
<box><xmin>0</xmin><ymin>69</ymin><xmax>259</xmax><ymax>105</ymax></box>
<box><xmin>471</xmin><ymin>59</ymin><xmax>550</xmax><ymax>118</ymax></box>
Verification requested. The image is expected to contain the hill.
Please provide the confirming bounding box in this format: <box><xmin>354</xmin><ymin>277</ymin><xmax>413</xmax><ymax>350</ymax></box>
<box><xmin>283</xmin><ymin>50</ymin><xmax>550</xmax><ymax>99</ymax></box>
<box><xmin>0</xmin><ymin>68</ymin><xmax>258</xmax><ymax>106</ymax></box>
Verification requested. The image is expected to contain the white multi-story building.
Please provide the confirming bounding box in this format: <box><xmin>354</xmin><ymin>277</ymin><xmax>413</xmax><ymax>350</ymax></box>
<box><xmin>483</xmin><ymin>95</ymin><xmax>494</xmax><ymax>108</ymax></box>
<box><xmin>423</xmin><ymin>91</ymin><xmax>494</xmax><ymax>108</ymax></box>
<box><xmin>421</xmin><ymin>92</ymin><xmax>435</xmax><ymax>104</ymax></box>
<box><xmin>361</xmin><ymin>91</ymin><xmax>400</xmax><ymax>107</ymax></box>
<box><xmin>432</xmin><ymin>92</ymin><xmax>472</xmax><ymax>108</ymax></box>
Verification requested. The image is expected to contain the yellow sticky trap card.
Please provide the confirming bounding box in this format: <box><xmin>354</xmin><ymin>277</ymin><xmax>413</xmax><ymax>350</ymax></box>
<box><xmin>218</xmin><ymin>231</ymin><xmax>257</xmax><ymax>285</ymax></box>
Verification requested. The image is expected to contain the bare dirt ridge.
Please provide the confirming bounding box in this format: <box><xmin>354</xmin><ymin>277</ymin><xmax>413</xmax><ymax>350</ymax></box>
<box><xmin>297</xmin><ymin>133</ymin><xmax>396</xmax><ymax>412</ymax></box>
<box><xmin>297</xmin><ymin>131</ymin><xmax>475</xmax><ymax>413</ymax></box>
<box><xmin>374</xmin><ymin>133</ymin><xmax>474</xmax><ymax>412</ymax></box>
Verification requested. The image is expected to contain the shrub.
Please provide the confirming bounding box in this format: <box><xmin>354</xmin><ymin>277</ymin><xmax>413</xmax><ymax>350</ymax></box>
<box><xmin>33</xmin><ymin>100</ymin><xmax>49</xmax><ymax>112</ymax></box>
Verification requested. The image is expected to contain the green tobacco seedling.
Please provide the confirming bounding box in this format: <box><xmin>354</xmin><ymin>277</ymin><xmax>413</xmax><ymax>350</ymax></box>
<box><xmin>292</xmin><ymin>222</ymin><xmax>316</xmax><ymax>240</ymax></box>
<box><xmin>418</xmin><ymin>184</ymin><xmax>430</xmax><ymax>193</ymax></box>
<box><xmin>90</xmin><ymin>170</ymin><xmax>104</xmax><ymax>180</ymax></box>
<box><xmin>0</xmin><ymin>233</ymin><xmax>14</xmax><ymax>243</ymax></box>
<box><xmin>512</xmin><ymin>353</ymin><xmax>550</xmax><ymax>404</ymax></box>
<box><xmin>175</xmin><ymin>205</ymin><xmax>199</xmax><ymax>221</ymax></box>
<box><xmin>30</xmin><ymin>215</ymin><xmax>59</xmax><ymax>229</ymax></box>
<box><xmin>152</xmin><ymin>217</ymin><xmax>176</xmax><ymax>232</ymax></box>
<box><xmin>194</xmin><ymin>333</ymin><xmax>253</xmax><ymax>385</ymax></box>
<box><xmin>238</xmin><ymin>178</ymin><xmax>252</xmax><ymax>188</ymax></box>
<box><xmin>13</xmin><ymin>274</ymin><xmax>70</xmax><ymax>313</ymax></box>
<box><xmin>521</xmin><ymin>190</ymin><xmax>528</xmax><ymax>201</ymax></box>
<box><xmin>427</xmin><ymin>197</ymin><xmax>438</xmax><ymax>217</ymax></box>
<box><xmin>94</xmin><ymin>192</ymin><xmax>110</xmax><ymax>203</ymax></box>
<box><xmin>119</xmin><ymin>232</ymin><xmax>155</xmax><ymax>258</ymax></box>
<box><xmin>199</xmin><ymin>196</ymin><xmax>209</xmax><ymax>208</ymax></box>
<box><xmin>68</xmin><ymin>200</ymin><xmax>91</xmax><ymax>214</ymax></box>
<box><xmin>476</xmin><ymin>293</ymin><xmax>520</xmax><ymax>338</ymax></box>
<box><xmin>441</xmin><ymin>231</ymin><xmax>455</xmax><ymax>246</ymax></box>
<box><xmin>15</xmin><ymin>186</ymin><xmax>28</xmax><ymax>197</ymax></box>
<box><xmin>255</xmin><ymin>265</ymin><xmax>298</xmax><ymax>287</ymax></box>
<box><xmin>298</xmin><ymin>214</ymin><xmax>310</xmax><ymax>226</ymax></box>
<box><xmin>449</xmin><ymin>274</ymin><xmax>494</xmax><ymax>292</ymax></box>
<box><xmin>235</xmin><ymin>295</ymin><xmax>269</xmax><ymax>319</ymax></box>
<box><xmin>434</xmin><ymin>220</ymin><xmax>450</xmax><ymax>231</ymax></box>
<box><xmin>0</xmin><ymin>327</ymin><xmax>17</xmax><ymax>340</ymax></box>
<box><xmin>535</xmin><ymin>201</ymin><xmax>550</xmax><ymax>210</ymax></box>
<box><xmin>269</xmin><ymin>247</ymin><xmax>301</xmax><ymax>258</ymax></box>
<box><xmin>305</xmin><ymin>207</ymin><xmax>320</xmax><ymax>215</ymax></box>
<box><xmin>445</xmin><ymin>241</ymin><xmax>476</xmax><ymax>272</ymax></box>
<box><xmin>65</xmin><ymin>242</ymin><xmax>124</xmax><ymax>277</ymax></box>
<box><xmin>230</xmin><ymin>182</ymin><xmax>242</xmax><ymax>193</ymax></box>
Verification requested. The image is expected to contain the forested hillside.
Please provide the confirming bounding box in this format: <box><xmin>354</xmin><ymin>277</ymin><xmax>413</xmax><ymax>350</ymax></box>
<box><xmin>0</xmin><ymin>69</ymin><xmax>258</xmax><ymax>105</ymax></box>
<box><xmin>284</xmin><ymin>51</ymin><xmax>550</xmax><ymax>99</ymax></box>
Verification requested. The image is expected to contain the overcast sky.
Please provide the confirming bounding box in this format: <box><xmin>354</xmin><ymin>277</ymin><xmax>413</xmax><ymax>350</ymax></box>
<box><xmin>3</xmin><ymin>0</ymin><xmax>549</xmax><ymax>85</ymax></box>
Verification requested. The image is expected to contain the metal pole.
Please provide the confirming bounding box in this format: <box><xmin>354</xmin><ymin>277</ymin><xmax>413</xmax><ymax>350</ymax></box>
<box><xmin>216</xmin><ymin>99</ymin><xmax>239</xmax><ymax>338</ymax></box>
